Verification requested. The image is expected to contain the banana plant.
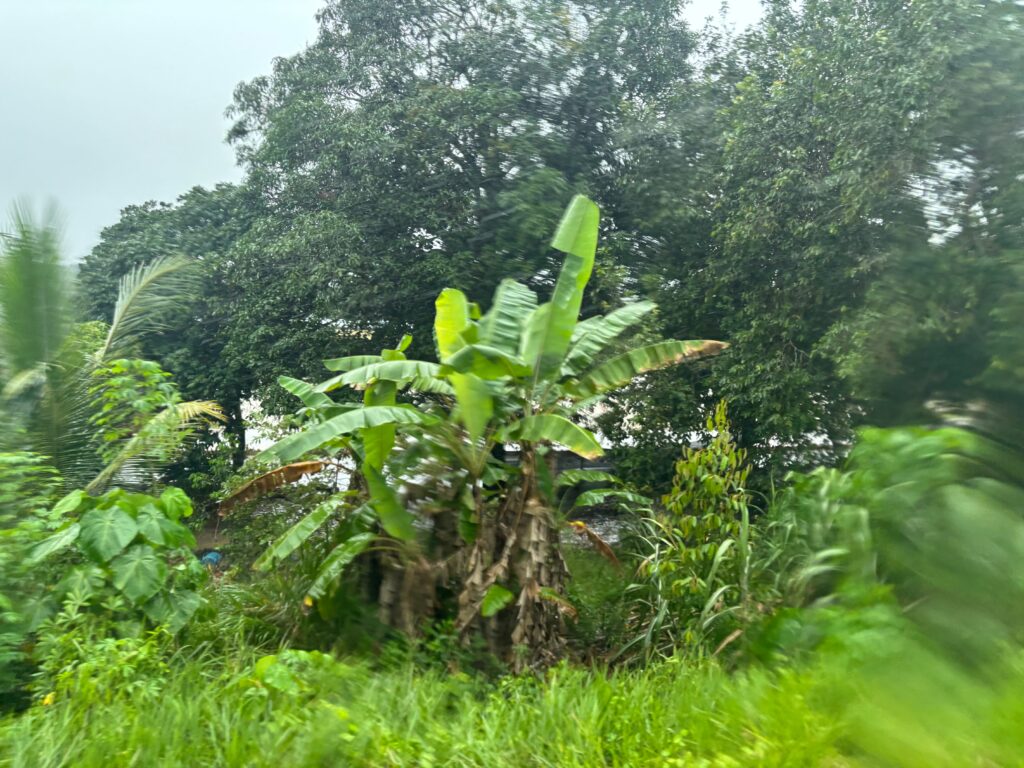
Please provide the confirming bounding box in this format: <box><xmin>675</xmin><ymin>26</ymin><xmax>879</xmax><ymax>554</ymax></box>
<box><xmin>256</xmin><ymin>195</ymin><xmax>725</xmax><ymax>665</ymax></box>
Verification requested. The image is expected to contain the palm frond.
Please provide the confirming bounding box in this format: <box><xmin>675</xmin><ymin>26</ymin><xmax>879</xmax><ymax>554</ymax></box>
<box><xmin>0</xmin><ymin>201</ymin><xmax>71</xmax><ymax>381</ymax></box>
<box><xmin>85</xmin><ymin>400</ymin><xmax>224</xmax><ymax>494</ymax></box>
<box><xmin>97</xmin><ymin>255</ymin><xmax>201</xmax><ymax>362</ymax></box>
<box><xmin>219</xmin><ymin>461</ymin><xmax>328</xmax><ymax>515</ymax></box>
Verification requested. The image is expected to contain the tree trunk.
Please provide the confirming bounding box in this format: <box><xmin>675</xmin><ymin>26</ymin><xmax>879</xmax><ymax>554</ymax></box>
<box><xmin>227</xmin><ymin>397</ymin><xmax>246</xmax><ymax>469</ymax></box>
<box><xmin>453</xmin><ymin>449</ymin><xmax>568</xmax><ymax>670</ymax></box>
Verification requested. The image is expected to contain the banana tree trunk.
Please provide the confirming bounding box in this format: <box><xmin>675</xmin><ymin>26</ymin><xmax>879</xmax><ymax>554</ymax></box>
<box><xmin>454</xmin><ymin>448</ymin><xmax>567</xmax><ymax>670</ymax></box>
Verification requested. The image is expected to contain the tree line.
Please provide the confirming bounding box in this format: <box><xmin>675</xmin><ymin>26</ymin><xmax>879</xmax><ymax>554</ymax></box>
<box><xmin>76</xmin><ymin>0</ymin><xmax>1024</xmax><ymax>494</ymax></box>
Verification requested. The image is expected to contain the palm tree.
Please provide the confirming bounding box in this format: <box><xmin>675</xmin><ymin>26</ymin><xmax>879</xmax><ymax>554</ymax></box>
<box><xmin>0</xmin><ymin>203</ymin><xmax>222</xmax><ymax>493</ymax></box>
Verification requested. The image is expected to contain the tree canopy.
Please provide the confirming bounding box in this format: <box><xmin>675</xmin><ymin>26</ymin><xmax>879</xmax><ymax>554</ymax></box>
<box><xmin>74</xmin><ymin>0</ymin><xmax>1024</xmax><ymax>491</ymax></box>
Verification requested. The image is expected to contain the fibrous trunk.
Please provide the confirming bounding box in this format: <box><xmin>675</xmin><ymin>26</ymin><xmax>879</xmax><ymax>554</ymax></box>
<box><xmin>454</xmin><ymin>449</ymin><xmax>567</xmax><ymax>670</ymax></box>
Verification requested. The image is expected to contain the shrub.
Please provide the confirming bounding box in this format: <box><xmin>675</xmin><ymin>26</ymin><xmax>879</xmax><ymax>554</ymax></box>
<box><xmin>30</xmin><ymin>486</ymin><xmax>207</xmax><ymax>635</ymax></box>
<box><xmin>623</xmin><ymin>401</ymin><xmax>755</xmax><ymax>659</ymax></box>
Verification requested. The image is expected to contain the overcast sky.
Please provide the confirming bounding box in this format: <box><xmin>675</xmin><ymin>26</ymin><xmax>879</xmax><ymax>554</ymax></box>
<box><xmin>1</xmin><ymin>0</ymin><xmax>761</xmax><ymax>262</ymax></box>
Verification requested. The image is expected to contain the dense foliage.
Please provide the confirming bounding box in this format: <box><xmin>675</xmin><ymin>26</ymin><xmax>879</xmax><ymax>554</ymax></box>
<box><xmin>3</xmin><ymin>0</ymin><xmax>1023</xmax><ymax>764</ymax></box>
<box><xmin>248</xmin><ymin>195</ymin><xmax>722</xmax><ymax>667</ymax></box>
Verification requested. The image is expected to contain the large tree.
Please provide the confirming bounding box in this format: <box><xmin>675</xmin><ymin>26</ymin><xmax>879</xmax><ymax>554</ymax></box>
<box><xmin>828</xmin><ymin>0</ymin><xmax>1024</xmax><ymax>425</ymax></box>
<box><xmin>223</xmin><ymin>0</ymin><xmax>698</xmax><ymax>370</ymax></box>
<box><xmin>78</xmin><ymin>184</ymin><xmax>256</xmax><ymax>467</ymax></box>
<box><xmin>603</xmin><ymin>0</ymin><xmax>987</xmax><ymax>487</ymax></box>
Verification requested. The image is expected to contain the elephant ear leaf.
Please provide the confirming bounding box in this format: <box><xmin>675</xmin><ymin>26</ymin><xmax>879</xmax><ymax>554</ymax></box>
<box><xmin>521</xmin><ymin>195</ymin><xmax>600</xmax><ymax>377</ymax></box>
<box><xmin>79</xmin><ymin>507</ymin><xmax>138</xmax><ymax>563</ymax></box>
<box><xmin>111</xmin><ymin>544</ymin><xmax>167</xmax><ymax>604</ymax></box>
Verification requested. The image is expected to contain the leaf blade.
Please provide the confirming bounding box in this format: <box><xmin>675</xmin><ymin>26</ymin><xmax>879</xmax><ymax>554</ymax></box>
<box><xmin>521</xmin><ymin>195</ymin><xmax>600</xmax><ymax>376</ymax></box>
<box><xmin>253</xmin><ymin>495</ymin><xmax>349</xmax><ymax>572</ymax></box>
<box><xmin>258</xmin><ymin>405</ymin><xmax>436</xmax><ymax>463</ymax></box>
<box><xmin>111</xmin><ymin>544</ymin><xmax>167</xmax><ymax>604</ymax></box>
<box><xmin>434</xmin><ymin>288</ymin><xmax>471</xmax><ymax>361</ymax></box>
<box><xmin>79</xmin><ymin>506</ymin><xmax>138</xmax><ymax>563</ymax></box>
<box><xmin>307</xmin><ymin>531</ymin><xmax>375</xmax><ymax>600</ymax></box>
<box><xmin>572</xmin><ymin>340</ymin><xmax>727</xmax><ymax>399</ymax></box>
<box><xmin>510</xmin><ymin>414</ymin><xmax>603</xmax><ymax>459</ymax></box>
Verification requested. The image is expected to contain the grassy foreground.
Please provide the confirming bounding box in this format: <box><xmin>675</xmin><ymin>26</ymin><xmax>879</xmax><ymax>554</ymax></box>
<box><xmin>4</xmin><ymin>636</ymin><xmax>1024</xmax><ymax>768</ymax></box>
<box><xmin>1</xmin><ymin>653</ymin><xmax>840</xmax><ymax>768</ymax></box>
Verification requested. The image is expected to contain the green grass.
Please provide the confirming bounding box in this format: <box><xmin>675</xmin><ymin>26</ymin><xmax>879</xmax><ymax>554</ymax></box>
<box><xmin>5</xmin><ymin>627</ymin><xmax>1024</xmax><ymax>767</ymax></box>
<box><xmin>0</xmin><ymin>652</ymin><xmax>842</xmax><ymax>768</ymax></box>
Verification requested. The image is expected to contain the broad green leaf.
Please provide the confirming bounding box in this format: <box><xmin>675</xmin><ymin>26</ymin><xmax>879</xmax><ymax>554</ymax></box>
<box><xmin>313</xmin><ymin>373</ymin><xmax>352</xmax><ymax>393</ymax></box>
<box><xmin>521</xmin><ymin>195</ymin><xmax>600</xmax><ymax>376</ymax></box>
<box><xmin>339</xmin><ymin>360</ymin><xmax>442</xmax><ymax>387</ymax></box>
<box><xmin>159</xmin><ymin>487</ymin><xmax>192</xmax><ymax>521</ymax></box>
<box><xmin>111</xmin><ymin>544</ymin><xmax>167</xmax><ymax>604</ymax></box>
<box><xmin>452</xmin><ymin>372</ymin><xmax>493</xmax><ymax>441</ymax></box>
<box><xmin>363</xmin><ymin>380</ymin><xmax>397</xmax><ymax>471</ymax></box>
<box><xmin>444</xmin><ymin>344</ymin><xmax>532</xmax><ymax>380</ymax></box>
<box><xmin>363</xmin><ymin>466</ymin><xmax>416</xmax><ymax>541</ymax></box>
<box><xmin>28</xmin><ymin>523</ymin><xmax>81</xmax><ymax>564</ymax></box>
<box><xmin>254</xmin><ymin>495</ymin><xmax>349</xmax><ymax>571</ymax></box>
<box><xmin>279</xmin><ymin>376</ymin><xmax>335</xmax><ymax>409</ymax></box>
<box><xmin>79</xmin><ymin>506</ymin><xmax>138</xmax><ymax>563</ymax></box>
<box><xmin>480</xmin><ymin>584</ymin><xmax>515</xmax><ymax>617</ymax></box>
<box><xmin>306</xmin><ymin>531</ymin><xmax>375</xmax><ymax>600</ymax></box>
<box><xmin>478</xmin><ymin>279</ymin><xmax>537</xmax><ymax>355</ymax></box>
<box><xmin>258</xmin><ymin>658</ymin><xmax>302</xmax><ymax>695</ymax></box>
<box><xmin>551</xmin><ymin>194</ymin><xmax>600</xmax><ymax>262</ymax></box>
<box><xmin>571</xmin><ymin>340</ymin><xmax>726</xmax><ymax>399</ymax></box>
<box><xmin>509</xmin><ymin>414</ymin><xmax>603</xmax><ymax>459</ymax></box>
<box><xmin>51</xmin><ymin>489</ymin><xmax>88</xmax><ymax>518</ymax></box>
<box><xmin>435</xmin><ymin>288</ymin><xmax>471</xmax><ymax>361</ymax></box>
<box><xmin>258</xmin><ymin>405</ymin><xmax>436</xmax><ymax>463</ymax></box>
<box><xmin>136</xmin><ymin>506</ymin><xmax>195</xmax><ymax>549</ymax></box>
<box><xmin>408</xmin><ymin>375</ymin><xmax>455</xmax><ymax>395</ymax></box>
<box><xmin>143</xmin><ymin>589</ymin><xmax>202</xmax><ymax>633</ymax></box>
<box><xmin>323</xmin><ymin>354</ymin><xmax>384</xmax><ymax>372</ymax></box>
<box><xmin>555</xmin><ymin>469</ymin><xmax>622</xmax><ymax>488</ymax></box>
<box><xmin>573</xmin><ymin>489</ymin><xmax>652</xmax><ymax>508</ymax></box>
<box><xmin>563</xmin><ymin>301</ymin><xmax>656</xmax><ymax>374</ymax></box>
<box><xmin>162</xmin><ymin>518</ymin><xmax>196</xmax><ymax>549</ymax></box>
<box><xmin>136</xmin><ymin>504</ymin><xmax>168</xmax><ymax>545</ymax></box>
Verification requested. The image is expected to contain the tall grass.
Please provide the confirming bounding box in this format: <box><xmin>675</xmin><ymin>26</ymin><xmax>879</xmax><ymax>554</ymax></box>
<box><xmin>7</xmin><ymin>612</ymin><xmax>1024</xmax><ymax>767</ymax></box>
<box><xmin>0</xmin><ymin>651</ymin><xmax>843</xmax><ymax>768</ymax></box>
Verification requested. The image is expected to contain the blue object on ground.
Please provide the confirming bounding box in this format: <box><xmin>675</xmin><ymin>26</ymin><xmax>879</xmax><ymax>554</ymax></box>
<box><xmin>201</xmin><ymin>551</ymin><xmax>223</xmax><ymax>567</ymax></box>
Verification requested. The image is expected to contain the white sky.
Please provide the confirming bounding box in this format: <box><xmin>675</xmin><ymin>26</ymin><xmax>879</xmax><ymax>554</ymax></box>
<box><xmin>0</xmin><ymin>0</ymin><xmax>761</xmax><ymax>262</ymax></box>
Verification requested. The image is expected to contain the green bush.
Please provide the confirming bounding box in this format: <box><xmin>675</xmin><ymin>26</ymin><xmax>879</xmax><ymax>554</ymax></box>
<box><xmin>0</xmin><ymin>453</ymin><xmax>63</xmax><ymax>707</ymax></box>
<box><xmin>30</xmin><ymin>486</ymin><xmax>207</xmax><ymax>634</ymax></box>
<box><xmin>623</xmin><ymin>401</ymin><xmax>755</xmax><ymax>660</ymax></box>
